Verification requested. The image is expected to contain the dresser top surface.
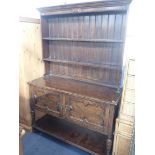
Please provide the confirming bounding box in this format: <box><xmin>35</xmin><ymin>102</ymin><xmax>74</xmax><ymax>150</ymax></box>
<box><xmin>29</xmin><ymin>76</ymin><xmax>121</xmax><ymax>104</ymax></box>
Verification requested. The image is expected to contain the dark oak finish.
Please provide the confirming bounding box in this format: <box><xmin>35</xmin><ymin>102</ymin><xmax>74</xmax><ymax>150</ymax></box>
<box><xmin>43</xmin><ymin>58</ymin><xmax>122</xmax><ymax>70</ymax></box>
<box><xmin>42</xmin><ymin>37</ymin><xmax>124</xmax><ymax>43</ymax></box>
<box><xmin>34</xmin><ymin>114</ymin><xmax>107</xmax><ymax>155</ymax></box>
<box><xmin>29</xmin><ymin>76</ymin><xmax>120</xmax><ymax>103</ymax></box>
<box><xmin>38</xmin><ymin>0</ymin><xmax>131</xmax><ymax>16</ymax></box>
<box><xmin>29</xmin><ymin>1</ymin><xmax>131</xmax><ymax>155</ymax></box>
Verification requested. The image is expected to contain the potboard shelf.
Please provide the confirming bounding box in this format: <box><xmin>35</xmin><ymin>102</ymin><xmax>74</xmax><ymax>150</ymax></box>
<box><xmin>33</xmin><ymin>114</ymin><xmax>107</xmax><ymax>155</ymax></box>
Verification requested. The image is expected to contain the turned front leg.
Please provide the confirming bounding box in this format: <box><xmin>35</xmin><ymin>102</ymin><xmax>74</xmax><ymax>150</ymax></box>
<box><xmin>106</xmin><ymin>104</ymin><xmax>116</xmax><ymax>155</ymax></box>
<box><xmin>30</xmin><ymin>94</ymin><xmax>37</xmax><ymax>125</ymax></box>
<box><xmin>106</xmin><ymin>137</ymin><xmax>112</xmax><ymax>155</ymax></box>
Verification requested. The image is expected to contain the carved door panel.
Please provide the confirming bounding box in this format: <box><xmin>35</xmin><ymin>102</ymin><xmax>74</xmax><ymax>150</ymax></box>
<box><xmin>44</xmin><ymin>92</ymin><xmax>62</xmax><ymax>117</ymax></box>
<box><xmin>65</xmin><ymin>95</ymin><xmax>108</xmax><ymax>133</ymax></box>
<box><xmin>31</xmin><ymin>86</ymin><xmax>47</xmax><ymax>110</ymax></box>
<box><xmin>65</xmin><ymin>96</ymin><xmax>85</xmax><ymax>125</ymax></box>
<box><xmin>31</xmin><ymin>86</ymin><xmax>63</xmax><ymax>117</ymax></box>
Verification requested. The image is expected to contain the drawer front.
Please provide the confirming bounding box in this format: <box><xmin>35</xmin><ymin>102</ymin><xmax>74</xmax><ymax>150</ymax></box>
<box><xmin>128</xmin><ymin>60</ymin><xmax>135</xmax><ymax>76</ymax></box>
<box><xmin>65</xmin><ymin>95</ymin><xmax>109</xmax><ymax>133</ymax></box>
<box><xmin>115</xmin><ymin>119</ymin><xmax>134</xmax><ymax>137</ymax></box>
<box><xmin>123</xmin><ymin>89</ymin><xmax>135</xmax><ymax>104</ymax></box>
<box><xmin>31</xmin><ymin>86</ymin><xmax>62</xmax><ymax>117</ymax></box>
<box><xmin>126</xmin><ymin>75</ymin><xmax>135</xmax><ymax>90</ymax></box>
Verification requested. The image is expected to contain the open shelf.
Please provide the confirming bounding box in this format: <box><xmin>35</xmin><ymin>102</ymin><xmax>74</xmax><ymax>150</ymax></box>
<box><xmin>33</xmin><ymin>114</ymin><xmax>107</xmax><ymax>155</ymax></box>
<box><xmin>43</xmin><ymin>58</ymin><xmax>122</xmax><ymax>70</ymax></box>
<box><xmin>42</xmin><ymin>37</ymin><xmax>124</xmax><ymax>43</ymax></box>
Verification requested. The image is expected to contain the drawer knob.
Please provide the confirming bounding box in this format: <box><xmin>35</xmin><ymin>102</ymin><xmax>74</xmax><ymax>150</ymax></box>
<box><xmin>56</xmin><ymin>103</ymin><xmax>62</xmax><ymax>112</ymax></box>
<box><xmin>66</xmin><ymin>105</ymin><xmax>73</xmax><ymax>112</ymax></box>
<box><xmin>32</xmin><ymin>94</ymin><xmax>37</xmax><ymax>105</ymax></box>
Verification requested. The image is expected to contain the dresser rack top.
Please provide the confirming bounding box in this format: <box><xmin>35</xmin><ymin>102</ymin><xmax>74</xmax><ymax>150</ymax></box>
<box><xmin>37</xmin><ymin>0</ymin><xmax>132</xmax><ymax>16</ymax></box>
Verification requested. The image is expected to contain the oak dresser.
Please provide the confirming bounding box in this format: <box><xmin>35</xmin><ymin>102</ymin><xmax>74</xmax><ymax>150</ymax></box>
<box><xmin>28</xmin><ymin>1</ymin><xmax>132</xmax><ymax>155</ymax></box>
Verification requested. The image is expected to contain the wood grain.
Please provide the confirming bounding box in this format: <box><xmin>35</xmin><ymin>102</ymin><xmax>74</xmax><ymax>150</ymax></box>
<box><xmin>34</xmin><ymin>114</ymin><xmax>107</xmax><ymax>155</ymax></box>
<box><xmin>19</xmin><ymin>19</ymin><xmax>44</xmax><ymax>128</ymax></box>
<box><xmin>28</xmin><ymin>1</ymin><xmax>132</xmax><ymax>155</ymax></box>
<box><xmin>29</xmin><ymin>76</ymin><xmax>120</xmax><ymax>104</ymax></box>
<box><xmin>112</xmin><ymin>59</ymin><xmax>135</xmax><ymax>155</ymax></box>
<box><xmin>40</xmin><ymin>11</ymin><xmax>127</xmax><ymax>89</ymax></box>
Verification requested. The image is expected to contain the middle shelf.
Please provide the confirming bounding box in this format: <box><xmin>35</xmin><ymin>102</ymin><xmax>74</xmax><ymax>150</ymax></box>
<box><xmin>42</xmin><ymin>37</ymin><xmax>124</xmax><ymax>43</ymax></box>
<box><xmin>43</xmin><ymin>58</ymin><xmax>122</xmax><ymax>70</ymax></box>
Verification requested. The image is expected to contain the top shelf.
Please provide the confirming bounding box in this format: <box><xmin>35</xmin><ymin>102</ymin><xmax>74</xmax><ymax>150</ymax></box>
<box><xmin>42</xmin><ymin>37</ymin><xmax>124</xmax><ymax>43</ymax></box>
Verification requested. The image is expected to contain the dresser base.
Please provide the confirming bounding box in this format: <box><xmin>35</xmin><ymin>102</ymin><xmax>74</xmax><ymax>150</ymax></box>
<box><xmin>33</xmin><ymin>114</ymin><xmax>107</xmax><ymax>155</ymax></box>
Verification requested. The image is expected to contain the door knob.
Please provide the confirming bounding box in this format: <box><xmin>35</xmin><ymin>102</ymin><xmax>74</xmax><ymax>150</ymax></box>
<box><xmin>66</xmin><ymin>105</ymin><xmax>73</xmax><ymax>112</ymax></box>
<box><xmin>56</xmin><ymin>103</ymin><xmax>62</xmax><ymax>112</ymax></box>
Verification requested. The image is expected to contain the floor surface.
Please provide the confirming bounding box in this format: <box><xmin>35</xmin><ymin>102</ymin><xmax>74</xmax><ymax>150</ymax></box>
<box><xmin>22</xmin><ymin>132</ymin><xmax>90</xmax><ymax>155</ymax></box>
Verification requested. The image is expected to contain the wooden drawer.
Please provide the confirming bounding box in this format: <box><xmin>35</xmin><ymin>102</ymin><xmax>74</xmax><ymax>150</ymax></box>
<box><xmin>112</xmin><ymin>119</ymin><xmax>134</xmax><ymax>155</ymax></box>
<box><xmin>30</xmin><ymin>86</ymin><xmax>63</xmax><ymax>117</ymax></box>
<box><xmin>121</xmin><ymin>101</ymin><xmax>135</xmax><ymax>117</ymax></box>
<box><xmin>119</xmin><ymin>114</ymin><xmax>134</xmax><ymax>123</ymax></box>
<box><xmin>128</xmin><ymin>60</ymin><xmax>135</xmax><ymax>76</ymax></box>
<box><xmin>114</xmin><ymin>119</ymin><xmax>133</xmax><ymax>136</ymax></box>
<box><xmin>123</xmin><ymin>89</ymin><xmax>135</xmax><ymax>103</ymax></box>
<box><xmin>126</xmin><ymin>75</ymin><xmax>135</xmax><ymax>90</ymax></box>
<box><xmin>65</xmin><ymin>95</ymin><xmax>109</xmax><ymax>134</ymax></box>
<box><xmin>112</xmin><ymin>133</ymin><xmax>131</xmax><ymax>155</ymax></box>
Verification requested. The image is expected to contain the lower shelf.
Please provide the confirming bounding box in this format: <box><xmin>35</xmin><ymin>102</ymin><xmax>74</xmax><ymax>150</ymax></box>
<box><xmin>33</xmin><ymin>115</ymin><xmax>107</xmax><ymax>155</ymax></box>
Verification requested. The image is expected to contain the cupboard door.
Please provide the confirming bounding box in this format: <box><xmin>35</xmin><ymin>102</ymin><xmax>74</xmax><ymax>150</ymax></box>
<box><xmin>31</xmin><ymin>86</ymin><xmax>63</xmax><ymax>117</ymax></box>
<box><xmin>30</xmin><ymin>86</ymin><xmax>47</xmax><ymax>110</ymax></box>
<box><xmin>65</xmin><ymin>95</ymin><xmax>108</xmax><ymax>133</ymax></box>
<box><xmin>44</xmin><ymin>92</ymin><xmax>62</xmax><ymax>117</ymax></box>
